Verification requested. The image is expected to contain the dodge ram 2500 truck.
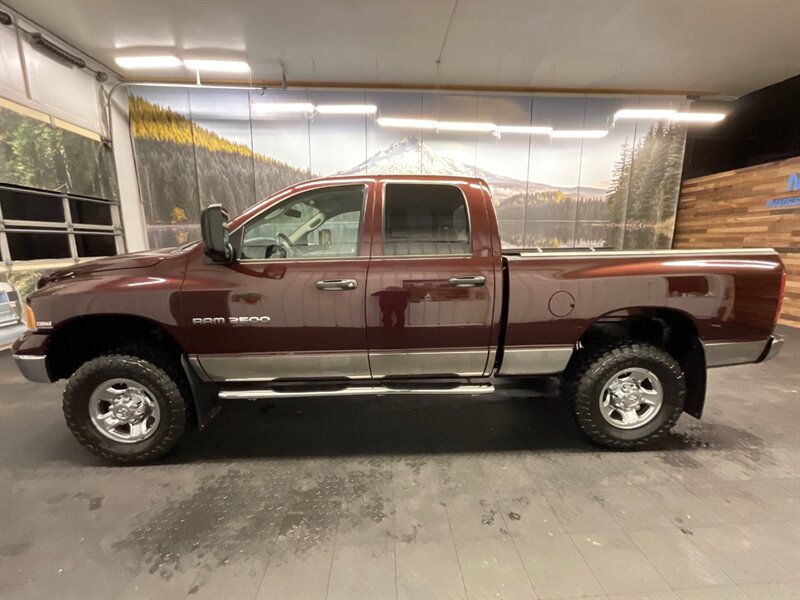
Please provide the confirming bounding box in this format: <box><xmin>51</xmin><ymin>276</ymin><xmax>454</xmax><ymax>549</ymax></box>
<box><xmin>13</xmin><ymin>175</ymin><xmax>786</xmax><ymax>464</ymax></box>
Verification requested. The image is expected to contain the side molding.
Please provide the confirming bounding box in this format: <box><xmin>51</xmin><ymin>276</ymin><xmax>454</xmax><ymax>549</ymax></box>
<box><xmin>195</xmin><ymin>352</ymin><xmax>371</xmax><ymax>382</ymax></box>
<box><xmin>369</xmin><ymin>350</ymin><xmax>489</xmax><ymax>377</ymax></box>
<box><xmin>497</xmin><ymin>346</ymin><xmax>574</xmax><ymax>376</ymax></box>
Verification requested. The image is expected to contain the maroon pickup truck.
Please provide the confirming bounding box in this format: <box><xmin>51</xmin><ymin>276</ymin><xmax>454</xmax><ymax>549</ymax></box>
<box><xmin>13</xmin><ymin>175</ymin><xmax>786</xmax><ymax>464</ymax></box>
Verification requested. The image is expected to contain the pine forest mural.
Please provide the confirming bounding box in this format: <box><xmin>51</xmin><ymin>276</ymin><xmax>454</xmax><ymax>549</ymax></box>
<box><xmin>0</xmin><ymin>105</ymin><xmax>119</xmax><ymax>201</ymax></box>
<box><xmin>127</xmin><ymin>88</ymin><xmax>688</xmax><ymax>250</ymax></box>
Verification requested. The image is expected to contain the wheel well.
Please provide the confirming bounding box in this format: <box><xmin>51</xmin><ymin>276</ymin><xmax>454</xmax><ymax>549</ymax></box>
<box><xmin>579</xmin><ymin>308</ymin><xmax>696</xmax><ymax>353</ymax></box>
<box><xmin>47</xmin><ymin>315</ymin><xmax>184</xmax><ymax>381</ymax></box>
<box><xmin>578</xmin><ymin>308</ymin><xmax>707</xmax><ymax>419</ymax></box>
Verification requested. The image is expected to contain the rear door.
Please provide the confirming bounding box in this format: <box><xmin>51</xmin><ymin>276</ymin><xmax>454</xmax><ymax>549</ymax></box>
<box><xmin>365</xmin><ymin>180</ymin><xmax>498</xmax><ymax>377</ymax></box>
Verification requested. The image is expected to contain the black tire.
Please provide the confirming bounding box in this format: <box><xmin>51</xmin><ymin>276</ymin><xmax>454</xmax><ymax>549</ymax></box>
<box><xmin>562</xmin><ymin>341</ymin><xmax>686</xmax><ymax>448</ymax></box>
<box><xmin>63</xmin><ymin>349</ymin><xmax>188</xmax><ymax>464</ymax></box>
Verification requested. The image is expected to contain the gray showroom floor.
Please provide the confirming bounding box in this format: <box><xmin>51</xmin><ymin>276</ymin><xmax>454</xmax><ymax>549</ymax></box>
<box><xmin>1</xmin><ymin>327</ymin><xmax>799</xmax><ymax>600</ymax></box>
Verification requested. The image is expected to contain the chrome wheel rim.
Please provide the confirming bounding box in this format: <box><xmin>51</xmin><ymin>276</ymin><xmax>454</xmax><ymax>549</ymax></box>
<box><xmin>599</xmin><ymin>367</ymin><xmax>663</xmax><ymax>430</ymax></box>
<box><xmin>89</xmin><ymin>378</ymin><xmax>161</xmax><ymax>443</ymax></box>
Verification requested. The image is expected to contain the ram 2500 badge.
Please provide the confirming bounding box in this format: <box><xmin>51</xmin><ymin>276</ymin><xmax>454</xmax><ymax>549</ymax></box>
<box><xmin>13</xmin><ymin>175</ymin><xmax>785</xmax><ymax>464</ymax></box>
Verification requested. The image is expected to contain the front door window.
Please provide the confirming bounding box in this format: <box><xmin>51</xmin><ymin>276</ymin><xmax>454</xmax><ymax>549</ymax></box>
<box><xmin>241</xmin><ymin>185</ymin><xmax>365</xmax><ymax>260</ymax></box>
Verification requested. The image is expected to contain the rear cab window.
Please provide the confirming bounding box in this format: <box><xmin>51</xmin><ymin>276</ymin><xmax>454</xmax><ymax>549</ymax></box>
<box><xmin>382</xmin><ymin>183</ymin><xmax>471</xmax><ymax>256</ymax></box>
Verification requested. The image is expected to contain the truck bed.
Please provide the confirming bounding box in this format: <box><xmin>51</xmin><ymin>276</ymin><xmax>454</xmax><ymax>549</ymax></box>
<box><xmin>501</xmin><ymin>247</ymin><xmax>784</xmax><ymax>351</ymax></box>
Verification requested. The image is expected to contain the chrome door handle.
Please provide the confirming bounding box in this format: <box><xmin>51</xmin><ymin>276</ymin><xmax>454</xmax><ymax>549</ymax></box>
<box><xmin>315</xmin><ymin>278</ymin><xmax>358</xmax><ymax>291</ymax></box>
<box><xmin>448</xmin><ymin>275</ymin><xmax>486</xmax><ymax>287</ymax></box>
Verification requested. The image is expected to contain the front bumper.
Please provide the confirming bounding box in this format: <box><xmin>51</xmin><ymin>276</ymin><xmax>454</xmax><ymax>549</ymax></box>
<box><xmin>12</xmin><ymin>354</ymin><xmax>53</xmax><ymax>383</ymax></box>
<box><xmin>757</xmin><ymin>335</ymin><xmax>784</xmax><ymax>363</ymax></box>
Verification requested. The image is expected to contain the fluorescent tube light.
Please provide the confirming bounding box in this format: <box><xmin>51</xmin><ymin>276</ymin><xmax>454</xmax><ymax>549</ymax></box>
<box><xmin>114</xmin><ymin>55</ymin><xmax>182</xmax><ymax>69</ymax></box>
<box><xmin>550</xmin><ymin>130</ymin><xmax>609</xmax><ymax>139</ymax></box>
<box><xmin>183</xmin><ymin>59</ymin><xmax>251</xmax><ymax>73</ymax></box>
<box><xmin>316</xmin><ymin>104</ymin><xmax>377</xmax><ymax>114</ymax></box>
<box><xmin>436</xmin><ymin>121</ymin><xmax>497</xmax><ymax>132</ymax></box>
<box><xmin>377</xmin><ymin>118</ymin><xmax>495</xmax><ymax>132</ymax></box>
<box><xmin>670</xmin><ymin>112</ymin><xmax>726</xmax><ymax>123</ymax></box>
<box><xmin>496</xmin><ymin>125</ymin><xmax>553</xmax><ymax>134</ymax></box>
<box><xmin>614</xmin><ymin>108</ymin><xmax>677</xmax><ymax>120</ymax></box>
<box><xmin>613</xmin><ymin>109</ymin><xmax>725</xmax><ymax>123</ymax></box>
<box><xmin>377</xmin><ymin>117</ymin><xmax>438</xmax><ymax>129</ymax></box>
<box><xmin>252</xmin><ymin>102</ymin><xmax>314</xmax><ymax>114</ymax></box>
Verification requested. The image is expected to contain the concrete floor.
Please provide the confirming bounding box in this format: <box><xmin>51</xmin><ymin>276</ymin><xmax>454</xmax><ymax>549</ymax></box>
<box><xmin>1</xmin><ymin>327</ymin><xmax>798</xmax><ymax>600</ymax></box>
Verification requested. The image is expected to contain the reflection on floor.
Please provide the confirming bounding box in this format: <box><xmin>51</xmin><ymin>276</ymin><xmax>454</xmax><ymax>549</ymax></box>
<box><xmin>0</xmin><ymin>326</ymin><xmax>798</xmax><ymax>600</ymax></box>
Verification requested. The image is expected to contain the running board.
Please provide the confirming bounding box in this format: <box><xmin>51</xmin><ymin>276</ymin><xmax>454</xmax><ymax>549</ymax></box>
<box><xmin>218</xmin><ymin>384</ymin><xmax>495</xmax><ymax>400</ymax></box>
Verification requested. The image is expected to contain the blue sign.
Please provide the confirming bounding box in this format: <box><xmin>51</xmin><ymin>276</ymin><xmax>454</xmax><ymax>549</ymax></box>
<box><xmin>765</xmin><ymin>172</ymin><xmax>800</xmax><ymax>209</ymax></box>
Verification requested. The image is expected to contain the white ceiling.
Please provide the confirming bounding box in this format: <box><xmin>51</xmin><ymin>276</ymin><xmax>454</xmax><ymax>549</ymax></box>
<box><xmin>6</xmin><ymin>0</ymin><xmax>800</xmax><ymax>97</ymax></box>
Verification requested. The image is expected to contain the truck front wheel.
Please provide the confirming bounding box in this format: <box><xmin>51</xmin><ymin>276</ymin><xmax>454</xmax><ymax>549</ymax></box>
<box><xmin>63</xmin><ymin>351</ymin><xmax>188</xmax><ymax>464</ymax></box>
<box><xmin>562</xmin><ymin>341</ymin><xmax>686</xmax><ymax>448</ymax></box>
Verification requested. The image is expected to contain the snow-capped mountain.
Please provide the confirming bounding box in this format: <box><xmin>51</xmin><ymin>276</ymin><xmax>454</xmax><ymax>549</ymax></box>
<box><xmin>336</xmin><ymin>136</ymin><xmax>605</xmax><ymax>198</ymax></box>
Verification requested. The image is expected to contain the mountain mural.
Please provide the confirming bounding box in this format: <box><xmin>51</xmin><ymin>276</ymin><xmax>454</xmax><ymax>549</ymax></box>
<box><xmin>335</xmin><ymin>136</ymin><xmax>611</xmax><ymax>248</ymax></box>
<box><xmin>127</xmin><ymin>89</ymin><xmax>686</xmax><ymax>251</ymax></box>
<box><xmin>337</xmin><ymin>136</ymin><xmax>605</xmax><ymax>198</ymax></box>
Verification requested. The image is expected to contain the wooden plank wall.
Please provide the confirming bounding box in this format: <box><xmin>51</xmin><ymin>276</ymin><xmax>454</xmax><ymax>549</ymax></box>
<box><xmin>674</xmin><ymin>156</ymin><xmax>800</xmax><ymax>327</ymax></box>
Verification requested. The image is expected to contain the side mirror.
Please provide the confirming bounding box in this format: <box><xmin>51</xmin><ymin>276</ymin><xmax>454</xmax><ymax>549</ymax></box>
<box><xmin>201</xmin><ymin>204</ymin><xmax>233</xmax><ymax>262</ymax></box>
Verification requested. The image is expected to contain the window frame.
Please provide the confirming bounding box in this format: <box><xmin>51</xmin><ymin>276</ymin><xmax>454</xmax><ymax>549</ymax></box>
<box><xmin>0</xmin><ymin>183</ymin><xmax>124</xmax><ymax>264</ymax></box>
<box><xmin>234</xmin><ymin>183</ymin><xmax>369</xmax><ymax>263</ymax></box>
<box><xmin>379</xmin><ymin>181</ymin><xmax>473</xmax><ymax>259</ymax></box>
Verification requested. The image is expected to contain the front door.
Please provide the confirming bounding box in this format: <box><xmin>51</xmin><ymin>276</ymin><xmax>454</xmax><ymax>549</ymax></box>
<box><xmin>183</xmin><ymin>182</ymin><xmax>373</xmax><ymax>382</ymax></box>
<box><xmin>365</xmin><ymin>181</ymin><xmax>497</xmax><ymax>377</ymax></box>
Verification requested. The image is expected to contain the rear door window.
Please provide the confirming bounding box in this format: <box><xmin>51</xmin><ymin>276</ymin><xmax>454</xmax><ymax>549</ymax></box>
<box><xmin>382</xmin><ymin>184</ymin><xmax>470</xmax><ymax>256</ymax></box>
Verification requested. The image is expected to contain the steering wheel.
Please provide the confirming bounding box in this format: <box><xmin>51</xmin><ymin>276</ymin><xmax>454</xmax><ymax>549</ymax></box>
<box><xmin>276</xmin><ymin>233</ymin><xmax>298</xmax><ymax>257</ymax></box>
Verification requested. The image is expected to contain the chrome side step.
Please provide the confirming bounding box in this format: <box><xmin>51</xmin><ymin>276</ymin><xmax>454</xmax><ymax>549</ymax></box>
<box><xmin>218</xmin><ymin>384</ymin><xmax>495</xmax><ymax>400</ymax></box>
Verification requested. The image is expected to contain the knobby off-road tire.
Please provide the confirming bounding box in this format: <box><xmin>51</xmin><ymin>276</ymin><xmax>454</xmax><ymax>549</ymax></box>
<box><xmin>63</xmin><ymin>348</ymin><xmax>188</xmax><ymax>464</ymax></box>
<box><xmin>561</xmin><ymin>341</ymin><xmax>686</xmax><ymax>448</ymax></box>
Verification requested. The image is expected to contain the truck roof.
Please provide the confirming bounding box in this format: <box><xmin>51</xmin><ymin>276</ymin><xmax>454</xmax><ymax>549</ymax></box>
<box><xmin>301</xmin><ymin>174</ymin><xmax>489</xmax><ymax>184</ymax></box>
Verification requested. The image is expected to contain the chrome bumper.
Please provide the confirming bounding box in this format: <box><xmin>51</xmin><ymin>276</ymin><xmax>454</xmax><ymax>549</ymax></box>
<box><xmin>703</xmin><ymin>335</ymin><xmax>784</xmax><ymax>368</ymax></box>
<box><xmin>12</xmin><ymin>354</ymin><xmax>53</xmax><ymax>383</ymax></box>
<box><xmin>757</xmin><ymin>335</ymin><xmax>784</xmax><ymax>363</ymax></box>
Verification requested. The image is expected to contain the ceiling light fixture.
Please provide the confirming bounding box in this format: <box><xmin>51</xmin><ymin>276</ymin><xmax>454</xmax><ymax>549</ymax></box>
<box><xmin>550</xmin><ymin>130</ymin><xmax>609</xmax><ymax>139</ymax></box>
<box><xmin>377</xmin><ymin>117</ymin><xmax>438</xmax><ymax>129</ymax></box>
<box><xmin>614</xmin><ymin>108</ymin><xmax>678</xmax><ymax>120</ymax></box>
<box><xmin>251</xmin><ymin>102</ymin><xmax>314</xmax><ymax>114</ymax></box>
<box><xmin>316</xmin><ymin>104</ymin><xmax>377</xmax><ymax>114</ymax></box>
<box><xmin>377</xmin><ymin>117</ymin><xmax>496</xmax><ymax>133</ymax></box>
<box><xmin>496</xmin><ymin>125</ymin><xmax>553</xmax><ymax>135</ymax></box>
<box><xmin>31</xmin><ymin>33</ymin><xmax>86</xmax><ymax>68</ymax></box>
<box><xmin>114</xmin><ymin>55</ymin><xmax>182</xmax><ymax>69</ymax></box>
<box><xmin>614</xmin><ymin>108</ymin><xmax>725</xmax><ymax>123</ymax></box>
<box><xmin>183</xmin><ymin>59</ymin><xmax>251</xmax><ymax>73</ymax></box>
<box><xmin>669</xmin><ymin>112</ymin><xmax>726</xmax><ymax>123</ymax></box>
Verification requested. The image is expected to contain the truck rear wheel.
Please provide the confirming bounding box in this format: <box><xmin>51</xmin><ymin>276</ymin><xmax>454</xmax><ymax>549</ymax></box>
<box><xmin>562</xmin><ymin>341</ymin><xmax>686</xmax><ymax>448</ymax></box>
<box><xmin>63</xmin><ymin>350</ymin><xmax>188</xmax><ymax>464</ymax></box>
